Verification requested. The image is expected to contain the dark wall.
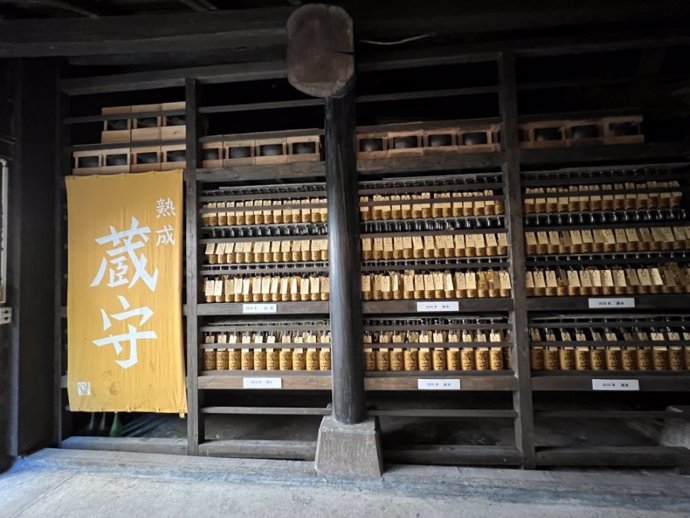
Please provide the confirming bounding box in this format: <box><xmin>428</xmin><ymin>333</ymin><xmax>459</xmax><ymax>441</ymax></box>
<box><xmin>0</xmin><ymin>59</ymin><xmax>16</xmax><ymax>473</ymax></box>
<box><xmin>2</xmin><ymin>58</ymin><xmax>58</xmax><ymax>467</ymax></box>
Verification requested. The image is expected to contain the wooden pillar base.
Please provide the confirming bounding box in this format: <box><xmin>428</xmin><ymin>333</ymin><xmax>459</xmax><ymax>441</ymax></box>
<box><xmin>315</xmin><ymin>416</ymin><xmax>382</xmax><ymax>478</ymax></box>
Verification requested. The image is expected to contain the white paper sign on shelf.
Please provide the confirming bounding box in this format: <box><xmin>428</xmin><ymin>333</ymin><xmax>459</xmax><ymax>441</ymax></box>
<box><xmin>242</xmin><ymin>303</ymin><xmax>277</xmax><ymax>314</ymax></box>
<box><xmin>242</xmin><ymin>377</ymin><xmax>282</xmax><ymax>389</ymax></box>
<box><xmin>587</xmin><ymin>298</ymin><xmax>635</xmax><ymax>309</ymax></box>
<box><xmin>592</xmin><ymin>379</ymin><xmax>640</xmax><ymax>391</ymax></box>
<box><xmin>417</xmin><ymin>378</ymin><xmax>461</xmax><ymax>390</ymax></box>
<box><xmin>416</xmin><ymin>301</ymin><xmax>459</xmax><ymax>313</ymax></box>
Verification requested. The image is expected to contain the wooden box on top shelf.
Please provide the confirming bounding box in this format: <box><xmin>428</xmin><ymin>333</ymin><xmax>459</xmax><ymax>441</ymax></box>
<box><xmin>287</xmin><ymin>135</ymin><xmax>321</xmax><ymax>162</ymax></box>
<box><xmin>131</xmin><ymin>103</ymin><xmax>162</xmax><ymax>142</ymax></box>
<box><xmin>223</xmin><ymin>138</ymin><xmax>255</xmax><ymax>166</ymax></box>
<box><xmin>161</xmin><ymin>101</ymin><xmax>186</xmax><ymax>140</ymax></box>
<box><xmin>131</xmin><ymin>146</ymin><xmax>162</xmax><ymax>173</ymax></box>
<box><xmin>202</xmin><ymin>142</ymin><xmax>224</xmax><ymax>169</ymax></box>
<box><xmin>161</xmin><ymin>144</ymin><xmax>186</xmax><ymax>169</ymax></box>
<box><xmin>254</xmin><ymin>137</ymin><xmax>288</xmax><ymax>165</ymax></box>
<box><xmin>100</xmin><ymin>105</ymin><xmax>131</xmax><ymax>144</ymax></box>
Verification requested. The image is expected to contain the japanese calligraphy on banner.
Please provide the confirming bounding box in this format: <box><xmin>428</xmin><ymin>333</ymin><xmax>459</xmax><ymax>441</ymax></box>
<box><xmin>66</xmin><ymin>171</ymin><xmax>187</xmax><ymax>414</ymax></box>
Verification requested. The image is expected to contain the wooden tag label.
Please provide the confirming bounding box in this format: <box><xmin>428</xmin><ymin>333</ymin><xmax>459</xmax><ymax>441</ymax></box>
<box><xmin>534</xmin><ymin>271</ymin><xmax>546</xmax><ymax>289</ymax></box>
<box><xmin>361</xmin><ymin>274</ymin><xmax>372</xmax><ymax>292</ymax></box>
<box><xmin>499</xmin><ymin>271</ymin><xmax>512</xmax><ymax>290</ymax></box>
<box><xmin>300</xmin><ymin>277</ymin><xmax>310</xmax><ymax>295</ymax></box>
<box><xmin>310</xmin><ymin>276</ymin><xmax>320</xmax><ymax>293</ymax></box>
<box><xmin>590</xmin><ymin>270</ymin><xmax>603</xmax><ymax>287</ymax></box>
<box><xmin>403</xmin><ymin>273</ymin><xmax>414</xmax><ymax>292</ymax></box>
<box><xmin>601</xmin><ymin>269</ymin><xmax>614</xmax><ymax>287</ymax></box>
<box><xmin>251</xmin><ymin>277</ymin><xmax>262</xmax><ymax>294</ymax></box>
<box><xmin>204</xmin><ymin>279</ymin><xmax>215</xmax><ymax>297</ymax></box>
<box><xmin>637</xmin><ymin>268</ymin><xmax>652</xmax><ymax>286</ymax></box>
<box><xmin>579</xmin><ymin>270</ymin><xmax>592</xmax><ymax>288</ymax></box>
<box><xmin>465</xmin><ymin>272</ymin><xmax>477</xmax><ymax>290</ymax></box>
<box><xmin>545</xmin><ymin>270</ymin><xmax>558</xmax><ymax>288</ymax></box>
<box><xmin>625</xmin><ymin>228</ymin><xmax>639</xmax><ymax>242</ymax></box>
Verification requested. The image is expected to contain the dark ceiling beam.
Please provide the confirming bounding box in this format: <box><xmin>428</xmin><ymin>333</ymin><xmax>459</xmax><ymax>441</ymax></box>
<box><xmin>635</xmin><ymin>48</ymin><xmax>668</xmax><ymax>79</ymax></box>
<box><xmin>0</xmin><ymin>7</ymin><xmax>291</xmax><ymax>57</ymax></box>
<box><xmin>0</xmin><ymin>0</ymin><xmax>102</xmax><ymax>18</ymax></box>
<box><xmin>60</xmin><ymin>25</ymin><xmax>690</xmax><ymax>96</ymax></box>
<box><xmin>351</xmin><ymin>0</ymin><xmax>690</xmax><ymax>40</ymax></box>
<box><xmin>176</xmin><ymin>0</ymin><xmax>216</xmax><ymax>12</ymax></box>
<box><xmin>67</xmin><ymin>44</ymin><xmax>285</xmax><ymax>67</ymax></box>
<box><xmin>2</xmin><ymin>1</ymin><xmax>690</xmax><ymax>57</ymax></box>
<box><xmin>62</xmin><ymin>59</ymin><xmax>288</xmax><ymax>95</ymax></box>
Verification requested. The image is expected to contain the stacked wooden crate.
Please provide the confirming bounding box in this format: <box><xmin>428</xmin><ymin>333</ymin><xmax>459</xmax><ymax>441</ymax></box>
<box><xmin>72</xmin><ymin>102</ymin><xmax>186</xmax><ymax>175</ymax></box>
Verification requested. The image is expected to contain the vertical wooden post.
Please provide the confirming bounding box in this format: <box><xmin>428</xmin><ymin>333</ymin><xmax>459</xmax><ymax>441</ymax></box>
<box><xmin>185</xmin><ymin>78</ymin><xmax>202</xmax><ymax>454</ymax></box>
<box><xmin>325</xmin><ymin>91</ymin><xmax>366</xmax><ymax>425</ymax></box>
<box><xmin>498</xmin><ymin>51</ymin><xmax>536</xmax><ymax>469</ymax></box>
<box><xmin>53</xmin><ymin>82</ymin><xmax>69</xmax><ymax>448</ymax></box>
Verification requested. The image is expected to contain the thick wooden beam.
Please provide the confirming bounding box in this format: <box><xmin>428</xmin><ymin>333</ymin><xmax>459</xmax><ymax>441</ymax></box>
<box><xmin>0</xmin><ymin>8</ymin><xmax>292</xmax><ymax>57</ymax></box>
<box><xmin>9</xmin><ymin>0</ymin><xmax>104</xmax><ymax>18</ymax></box>
<box><xmin>59</xmin><ymin>23</ymin><xmax>690</xmax><ymax>96</ymax></box>
<box><xmin>3</xmin><ymin>2</ymin><xmax>690</xmax><ymax>58</ymax></box>
<box><xmin>287</xmin><ymin>4</ymin><xmax>354</xmax><ymax>98</ymax></box>
<box><xmin>325</xmin><ymin>91</ymin><xmax>365</xmax><ymax>425</ymax></box>
<box><xmin>353</xmin><ymin>0</ymin><xmax>690</xmax><ymax>41</ymax></box>
<box><xmin>61</xmin><ymin>60</ymin><xmax>287</xmax><ymax>95</ymax></box>
<box><xmin>177</xmin><ymin>0</ymin><xmax>217</xmax><ymax>13</ymax></box>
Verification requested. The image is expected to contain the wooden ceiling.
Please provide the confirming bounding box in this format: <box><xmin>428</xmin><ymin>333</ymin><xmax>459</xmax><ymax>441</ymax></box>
<box><xmin>2</xmin><ymin>0</ymin><xmax>690</xmax><ymax>23</ymax></box>
<box><xmin>0</xmin><ymin>1</ymin><xmax>294</xmax><ymax>19</ymax></box>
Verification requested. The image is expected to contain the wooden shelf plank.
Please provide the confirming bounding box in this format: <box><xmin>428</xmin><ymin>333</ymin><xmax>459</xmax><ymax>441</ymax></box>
<box><xmin>198</xmin><ymin>372</ymin><xmax>331</xmax><ymax>391</ymax></box>
<box><xmin>199</xmin><ymin>98</ymin><xmax>323</xmax><ymax>114</ymax></box>
<box><xmin>195</xmin><ymin>152</ymin><xmax>505</xmax><ymax>183</ymax></box>
<box><xmin>527</xmin><ymin>294</ymin><xmax>690</xmax><ymax>312</ymax></box>
<box><xmin>364</xmin><ymin>373</ymin><xmax>517</xmax><ymax>391</ymax></box>
<box><xmin>535</xmin><ymin>446</ymin><xmax>690</xmax><ymax>467</ymax></box>
<box><xmin>359</xmin><ymin>152</ymin><xmax>504</xmax><ymax>175</ymax></box>
<box><xmin>198</xmin><ymin>88</ymin><xmax>499</xmax><ymax>115</ymax></box>
<box><xmin>520</xmin><ymin>142</ymin><xmax>689</xmax><ymax>166</ymax></box>
<box><xmin>65</xmin><ymin>108</ymin><xmax>186</xmax><ymax>125</ymax></box>
<box><xmin>363</xmin><ymin>298</ymin><xmax>513</xmax><ymax>314</ymax></box>
<box><xmin>370</xmin><ymin>408</ymin><xmax>517</xmax><ymax>418</ymax></box>
<box><xmin>70</xmin><ymin>138</ymin><xmax>185</xmax><ymax>151</ymax></box>
<box><xmin>197</xmin><ymin>301</ymin><xmax>329</xmax><ymax>316</ymax></box>
<box><xmin>202</xmin><ymin>406</ymin><xmax>330</xmax><ymax>416</ymax></box>
<box><xmin>61</xmin><ymin>436</ymin><xmax>188</xmax><ymax>456</ymax></box>
<box><xmin>199</xmin><ymin>439</ymin><xmax>316</xmax><ymax>460</ymax></box>
<box><xmin>535</xmin><ymin>410</ymin><xmax>687</xmax><ymax>419</ymax></box>
<box><xmin>531</xmin><ymin>373</ymin><xmax>690</xmax><ymax>391</ymax></box>
<box><xmin>383</xmin><ymin>445</ymin><xmax>523</xmax><ymax>466</ymax></box>
<box><xmin>196</xmin><ymin>161</ymin><xmax>325</xmax><ymax>182</ymax></box>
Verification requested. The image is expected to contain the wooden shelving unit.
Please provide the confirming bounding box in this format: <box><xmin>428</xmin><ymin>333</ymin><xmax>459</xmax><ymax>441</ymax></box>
<box><xmin>53</xmin><ymin>37</ymin><xmax>690</xmax><ymax>470</ymax></box>
<box><xmin>524</xmin><ymin>159</ymin><xmax>690</xmax><ymax>468</ymax></box>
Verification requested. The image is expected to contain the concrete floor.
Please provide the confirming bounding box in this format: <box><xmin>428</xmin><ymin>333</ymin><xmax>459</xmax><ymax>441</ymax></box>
<box><xmin>1</xmin><ymin>449</ymin><xmax>690</xmax><ymax>517</ymax></box>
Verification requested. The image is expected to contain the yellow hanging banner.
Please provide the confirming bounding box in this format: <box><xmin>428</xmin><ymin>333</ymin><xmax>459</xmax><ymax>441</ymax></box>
<box><xmin>66</xmin><ymin>171</ymin><xmax>187</xmax><ymax>414</ymax></box>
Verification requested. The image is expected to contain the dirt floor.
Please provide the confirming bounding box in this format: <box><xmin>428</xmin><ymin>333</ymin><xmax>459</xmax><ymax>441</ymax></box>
<box><xmin>2</xmin><ymin>448</ymin><xmax>690</xmax><ymax>517</ymax></box>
